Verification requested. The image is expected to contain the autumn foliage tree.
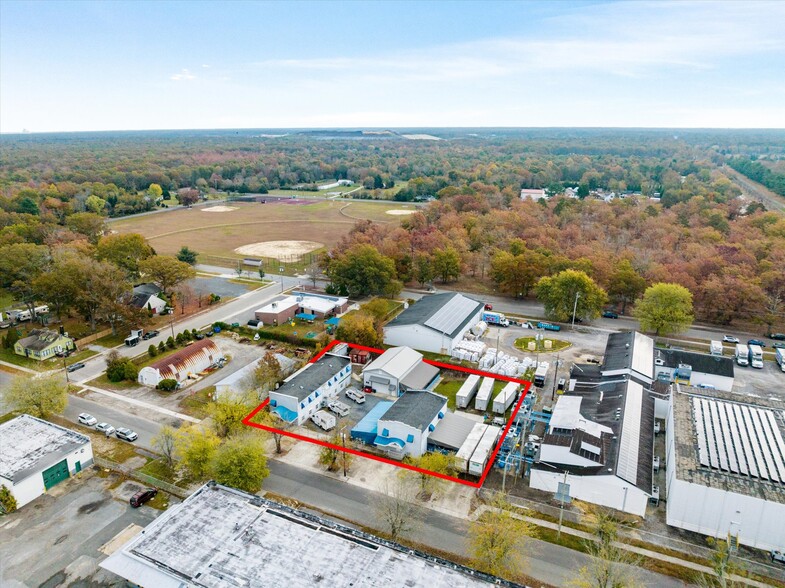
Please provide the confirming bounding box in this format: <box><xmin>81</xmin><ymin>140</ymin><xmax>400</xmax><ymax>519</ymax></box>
<box><xmin>634</xmin><ymin>283</ymin><xmax>694</xmax><ymax>336</ymax></box>
<box><xmin>536</xmin><ymin>270</ymin><xmax>608</xmax><ymax>323</ymax></box>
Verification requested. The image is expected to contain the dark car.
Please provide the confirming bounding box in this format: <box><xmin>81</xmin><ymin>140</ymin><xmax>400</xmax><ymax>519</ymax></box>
<box><xmin>194</xmin><ymin>333</ymin><xmax>205</xmax><ymax>340</ymax></box>
<box><xmin>247</xmin><ymin>319</ymin><xmax>260</xmax><ymax>327</ymax></box>
<box><xmin>130</xmin><ymin>488</ymin><xmax>158</xmax><ymax>508</ymax></box>
<box><xmin>747</xmin><ymin>339</ymin><xmax>766</xmax><ymax>348</ymax></box>
<box><xmin>602</xmin><ymin>311</ymin><xmax>619</xmax><ymax>319</ymax></box>
<box><xmin>66</xmin><ymin>362</ymin><xmax>85</xmax><ymax>373</ymax></box>
<box><xmin>142</xmin><ymin>330</ymin><xmax>160</xmax><ymax>340</ymax></box>
<box><xmin>115</xmin><ymin>428</ymin><xmax>138</xmax><ymax>442</ymax></box>
<box><xmin>769</xmin><ymin>333</ymin><xmax>785</xmax><ymax>341</ymax></box>
<box><xmin>774</xmin><ymin>342</ymin><xmax>785</xmax><ymax>349</ymax></box>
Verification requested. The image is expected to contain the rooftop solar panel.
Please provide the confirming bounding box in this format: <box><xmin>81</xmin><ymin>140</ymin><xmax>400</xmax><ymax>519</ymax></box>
<box><xmin>720</xmin><ymin>402</ymin><xmax>742</xmax><ymax>474</ymax></box>
<box><xmin>708</xmin><ymin>400</ymin><xmax>729</xmax><ymax>471</ymax></box>
<box><xmin>701</xmin><ymin>399</ymin><xmax>719</xmax><ymax>470</ymax></box>
<box><xmin>750</xmin><ymin>407</ymin><xmax>779</xmax><ymax>483</ymax></box>
<box><xmin>717</xmin><ymin>402</ymin><xmax>738</xmax><ymax>473</ymax></box>
<box><xmin>741</xmin><ymin>405</ymin><xmax>768</xmax><ymax>481</ymax></box>
<box><xmin>424</xmin><ymin>294</ymin><xmax>478</xmax><ymax>336</ymax></box>
<box><xmin>692</xmin><ymin>398</ymin><xmax>710</xmax><ymax>467</ymax></box>
<box><xmin>760</xmin><ymin>410</ymin><xmax>785</xmax><ymax>482</ymax></box>
<box><xmin>764</xmin><ymin>410</ymin><xmax>785</xmax><ymax>479</ymax></box>
<box><xmin>617</xmin><ymin>381</ymin><xmax>642</xmax><ymax>484</ymax></box>
<box><xmin>732</xmin><ymin>403</ymin><xmax>758</xmax><ymax>478</ymax></box>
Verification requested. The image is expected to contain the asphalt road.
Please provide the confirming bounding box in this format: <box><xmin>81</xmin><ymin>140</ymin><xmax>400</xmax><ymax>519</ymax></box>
<box><xmin>63</xmin><ymin>394</ymin><xmax>169</xmax><ymax>449</ymax></box>
<box><xmin>265</xmin><ymin>461</ymin><xmax>686</xmax><ymax>588</ymax></box>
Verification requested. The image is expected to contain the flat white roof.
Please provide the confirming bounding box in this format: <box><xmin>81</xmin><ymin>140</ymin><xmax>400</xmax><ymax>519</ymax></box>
<box><xmin>0</xmin><ymin>414</ymin><xmax>90</xmax><ymax>482</ymax></box>
<box><xmin>632</xmin><ymin>332</ymin><xmax>654</xmax><ymax>379</ymax></box>
<box><xmin>256</xmin><ymin>294</ymin><xmax>348</xmax><ymax>316</ymax></box>
<box><xmin>101</xmin><ymin>482</ymin><xmax>514</xmax><ymax>588</ymax></box>
<box><xmin>548</xmin><ymin>395</ymin><xmax>613</xmax><ymax>439</ymax></box>
<box><xmin>364</xmin><ymin>346</ymin><xmax>423</xmax><ymax>380</ymax></box>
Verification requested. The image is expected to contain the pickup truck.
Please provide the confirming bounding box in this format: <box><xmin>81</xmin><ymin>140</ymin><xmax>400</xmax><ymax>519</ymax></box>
<box><xmin>536</xmin><ymin>322</ymin><xmax>561</xmax><ymax>332</ymax></box>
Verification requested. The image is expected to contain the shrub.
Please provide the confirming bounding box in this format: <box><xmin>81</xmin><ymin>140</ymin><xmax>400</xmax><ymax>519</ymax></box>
<box><xmin>158</xmin><ymin>341</ymin><xmax>166</xmax><ymax>353</ymax></box>
<box><xmin>0</xmin><ymin>485</ymin><xmax>17</xmax><ymax>513</ymax></box>
<box><xmin>148</xmin><ymin>344</ymin><xmax>158</xmax><ymax>358</ymax></box>
<box><xmin>156</xmin><ymin>378</ymin><xmax>178</xmax><ymax>392</ymax></box>
<box><xmin>166</xmin><ymin>336</ymin><xmax>175</xmax><ymax>349</ymax></box>
<box><xmin>175</xmin><ymin>333</ymin><xmax>184</xmax><ymax>345</ymax></box>
<box><xmin>123</xmin><ymin>362</ymin><xmax>139</xmax><ymax>381</ymax></box>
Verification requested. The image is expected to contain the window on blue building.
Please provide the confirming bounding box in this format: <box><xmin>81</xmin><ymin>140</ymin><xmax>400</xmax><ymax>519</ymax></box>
<box><xmin>406</xmin><ymin>434</ymin><xmax>414</xmax><ymax>443</ymax></box>
<box><xmin>382</xmin><ymin>428</ymin><xmax>389</xmax><ymax>437</ymax></box>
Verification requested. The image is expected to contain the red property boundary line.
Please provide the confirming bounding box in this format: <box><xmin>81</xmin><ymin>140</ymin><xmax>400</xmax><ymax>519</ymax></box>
<box><xmin>242</xmin><ymin>339</ymin><xmax>532</xmax><ymax>488</ymax></box>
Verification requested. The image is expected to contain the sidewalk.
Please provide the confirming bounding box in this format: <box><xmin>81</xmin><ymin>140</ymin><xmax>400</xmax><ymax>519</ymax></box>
<box><xmin>0</xmin><ymin>360</ymin><xmax>37</xmax><ymax>374</ymax></box>
<box><xmin>474</xmin><ymin>505</ymin><xmax>773</xmax><ymax>588</ymax></box>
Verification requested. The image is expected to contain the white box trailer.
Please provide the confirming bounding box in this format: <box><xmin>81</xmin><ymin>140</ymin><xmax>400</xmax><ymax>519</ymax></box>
<box><xmin>468</xmin><ymin>425</ymin><xmax>501</xmax><ymax>476</ymax></box>
<box><xmin>310</xmin><ymin>410</ymin><xmax>336</xmax><ymax>431</ymax></box>
<box><xmin>492</xmin><ymin>381</ymin><xmax>520</xmax><ymax>414</ymax></box>
<box><xmin>474</xmin><ymin>377</ymin><xmax>495</xmax><ymax>412</ymax></box>
<box><xmin>456</xmin><ymin>422</ymin><xmax>488</xmax><ymax>472</ymax></box>
<box><xmin>456</xmin><ymin>374</ymin><xmax>481</xmax><ymax>409</ymax></box>
<box><xmin>710</xmin><ymin>341</ymin><xmax>723</xmax><ymax>356</ymax></box>
<box><xmin>735</xmin><ymin>344</ymin><xmax>749</xmax><ymax>367</ymax></box>
<box><xmin>776</xmin><ymin>348</ymin><xmax>785</xmax><ymax>372</ymax></box>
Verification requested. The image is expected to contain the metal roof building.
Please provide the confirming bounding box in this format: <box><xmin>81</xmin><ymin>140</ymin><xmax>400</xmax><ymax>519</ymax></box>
<box><xmin>383</xmin><ymin>292</ymin><xmax>484</xmax><ymax>354</ymax></box>
<box><xmin>362</xmin><ymin>347</ymin><xmax>439</xmax><ymax>396</ymax></box>
<box><xmin>602</xmin><ymin>331</ymin><xmax>654</xmax><ymax>386</ymax></box>
<box><xmin>666</xmin><ymin>386</ymin><xmax>785</xmax><ymax>551</ymax></box>
<box><xmin>101</xmin><ymin>482</ymin><xmax>524</xmax><ymax>588</ymax></box>
<box><xmin>138</xmin><ymin>339</ymin><xmax>223</xmax><ymax>387</ymax></box>
<box><xmin>654</xmin><ymin>348</ymin><xmax>735</xmax><ymax>391</ymax></box>
<box><xmin>0</xmin><ymin>415</ymin><xmax>93</xmax><ymax>508</ymax></box>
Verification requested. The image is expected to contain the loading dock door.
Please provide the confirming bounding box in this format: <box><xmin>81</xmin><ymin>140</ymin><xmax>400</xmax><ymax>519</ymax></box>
<box><xmin>42</xmin><ymin>459</ymin><xmax>70</xmax><ymax>490</ymax></box>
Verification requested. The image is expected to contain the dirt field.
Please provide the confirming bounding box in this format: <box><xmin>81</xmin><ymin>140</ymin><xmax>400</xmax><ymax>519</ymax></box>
<box><xmin>112</xmin><ymin>200</ymin><xmax>410</xmax><ymax>263</ymax></box>
<box><xmin>234</xmin><ymin>240</ymin><xmax>323</xmax><ymax>260</ymax></box>
<box><xmin>385</xmin><ymin>208</ymin><xmax>417</xmax><ymax>216</ymax></box>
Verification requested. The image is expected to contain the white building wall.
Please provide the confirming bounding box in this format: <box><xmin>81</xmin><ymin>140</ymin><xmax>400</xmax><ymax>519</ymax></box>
<box><xmin>379</xmin><ymin>421</ymin><xmax>423</xmax><ymax>457</ymax></box>
<box><xmin>655</xmin><ymin>367</ymin><xmax>733</xmax><ymax>392</ymax></box>
<box><xmin>363</xmin><ymin>369</ymin><xmax>401</xmax><ymax>395</ymax></box>
<box><xmin>138</xmin><ymin>367</ymin><xmax>163</xmax><ymax>387</ymax></box>
<box><xmin>2</xmin><ymin>442</ymin><xmax>93</xmax><ymax>508</ymax></box>
<box><xmin>271</xmin><ymin>364</ymin><xmax>351</xmax><ymax>425</ymax></box>
<box><xmin>384</xmin><ymin>325</ymin><xmax>446</xmax><ymax>354</ymax></box>
<box><xmin>664</xmin><ymin>396</ymin><xmax>784</xmax><ymax>550</ymax></box>
<box><xmin>530</xmin><ymin>470</ymin><xmax>649</xmax><ymax>518</ymax></box>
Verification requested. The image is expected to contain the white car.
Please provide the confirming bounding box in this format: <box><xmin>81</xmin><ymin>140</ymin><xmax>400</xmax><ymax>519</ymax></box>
<box><xmin>327</xmin><ymin>400</ymin><xmax>350</xmax><ymax>417</ymax></box>
<box><xmin>95</xmin><ymin>422</ymin><xmax>116</xmax><ymax>436</ymax></box>
<box><xmin>78</xmin><ymin>413</ymin><xmax>97</xmax><ymax>426</ymax></box>
<box><xmin>723</xmin><ymin>335</ymin><xmax>739</xmax><ymax>344</ymax></box>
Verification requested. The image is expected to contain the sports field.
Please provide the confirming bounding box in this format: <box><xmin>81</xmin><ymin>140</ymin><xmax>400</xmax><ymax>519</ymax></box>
<box><xmin>112</xmin><ymin>200</ymin><xmax>418</xmax><ymax>267</ymax></box>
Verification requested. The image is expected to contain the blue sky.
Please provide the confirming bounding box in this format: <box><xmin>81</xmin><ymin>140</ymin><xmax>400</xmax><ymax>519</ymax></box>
<box><xmin>1</xmin><ymin>0</ymin><xmax>784</xmax><ymax>132</ymax></box>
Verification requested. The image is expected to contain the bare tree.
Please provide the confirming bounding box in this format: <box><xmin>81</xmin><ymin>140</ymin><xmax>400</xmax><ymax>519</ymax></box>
<box><xmin>306</xmin><ymin>262</ymin><xmax>320</xmax><ymax>289</ymax></box>
<box><xmin>374</xmin><ymin>478</ymin><xmax>421</xmax><ymax>542</ymax></box>
<box><xmin>693</xmin><ymin>537</ymin><xmax>746</xmax><ymax>588</ymax></box>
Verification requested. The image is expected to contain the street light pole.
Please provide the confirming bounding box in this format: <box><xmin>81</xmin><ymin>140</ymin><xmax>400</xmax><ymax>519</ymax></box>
<box><xmin>571</xmin><ymin>291</ymin><xmax>581</xmax><ymax>330</ymax></box>
<box><xmin>341</xmin><ymin>426</ymin><xmax>347</xmax><ymax>477</ymax></box>
<box><xmin>63</xmin><ymin>354</ymin><xmax>69</xmax><ymax>385</ymax></box>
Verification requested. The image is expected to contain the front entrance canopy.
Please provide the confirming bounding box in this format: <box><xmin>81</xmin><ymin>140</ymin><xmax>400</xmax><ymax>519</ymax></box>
<box><xmin>295</xmin><ymin>313</ymin><xmax>317</xmax><ymax>320</ymax></box>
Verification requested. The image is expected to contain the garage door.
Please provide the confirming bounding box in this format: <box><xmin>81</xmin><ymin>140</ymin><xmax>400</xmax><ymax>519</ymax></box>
<box><xmin>42</xmin><ymin>459</ymin><xmax>70</xmax><ymax>490</ymax></box>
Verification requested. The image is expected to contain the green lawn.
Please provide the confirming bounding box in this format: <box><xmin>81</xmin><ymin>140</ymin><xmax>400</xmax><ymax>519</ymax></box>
<box><xmin>178</xmin><ymin>386</ymin><xmax>214</xmax><ymax>419</ymax></box>
<box><xmin>139</xmin><ymin>458</ymin><xmax>199</xmax><ymax>489</ymax></box>
<box><xmin>0</xmin><ymin>347</ymin><xmax>51</xmax><ymax>371</ymax></box>
<box><xmin>0</xmin><ymin>411</ymin><xmax>20</xmax><ymax>425</ymax></box>
<box><xmin>88</xmin><ymin>373</ymin><xmax>139</xmax><ymax>391</ymax></box>
<box><xmin>514</xmin><ymin>336</ymin><xmax>572</xmax><ymax>353</ymax></box>
<box><xmin>93</xmin><ymin>332</ymin><xmax>127</xmax><ymax>348</ymax></box>
<box><xmin>433</xmin><ymin>380</ymin><xmax>463</xmax><ymax>409</ymax></box>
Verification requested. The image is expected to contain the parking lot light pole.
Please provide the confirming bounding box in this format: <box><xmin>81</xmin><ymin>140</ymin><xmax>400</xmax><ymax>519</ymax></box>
<box><xmin>571</xmin><ymin>291</ymin><xmax>581</xmax><ymax>330</ymax></box>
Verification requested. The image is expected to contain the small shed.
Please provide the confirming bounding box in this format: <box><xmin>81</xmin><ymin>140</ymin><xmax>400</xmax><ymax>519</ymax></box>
<box><xmin>350</xmin><ymin>349</ymin><xmax>371</xmax><ymax>365</ymax></box>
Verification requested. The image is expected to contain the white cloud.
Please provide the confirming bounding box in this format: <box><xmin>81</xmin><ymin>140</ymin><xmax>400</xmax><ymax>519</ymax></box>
<box><xmin>201</xmin><ymin>64</ymin><xmax>210</xmax><ymax>68</ymax></box>
<box><xmin>170</xmin><ymin>68</ymin><xmax>196</xmax><ymax>81</ymax></box>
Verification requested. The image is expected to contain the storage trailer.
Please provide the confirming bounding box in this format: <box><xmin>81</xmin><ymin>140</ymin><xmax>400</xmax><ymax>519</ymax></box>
<box><xmin>456</xmin><ymin>374</ymin><xmax>481</xmax><ymax>409</ymax></box>
<box><xmin>474</xmin><ymin>377</ymin><xmax>495</xmax><ymax>411</ymax></box>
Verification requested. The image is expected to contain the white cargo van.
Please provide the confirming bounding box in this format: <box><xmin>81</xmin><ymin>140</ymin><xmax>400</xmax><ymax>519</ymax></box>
<box><xmin>345</xmin><ymin>388</ymin><xmax>366</xmax><ymax>404</ymax></box>
<box><xmin>310</xmin><ymin>410</ymin><xmax>336</xmax><ymax>431</ymax></box>
<box><xmin>735</xmin><ymin>344</ymin><xmax>749</xmax><ymax>367</ymax></box>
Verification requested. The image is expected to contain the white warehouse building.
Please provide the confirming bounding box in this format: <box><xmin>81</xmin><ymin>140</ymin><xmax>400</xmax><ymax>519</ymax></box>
<box><xmin>383</xmin><ymin>292</ymin><xmax>484</xmax><ymax>355</ymax></box>
<box><xmin>654</xmin><ymin>348</ymin><xmax>734</xmax><ymax>392</ymax></box>
<box><xmin>666</xmin><ymin>386</ymin><xmax>785</xmax><ymax>551</ymax></box>
<box><xmin>376</xmin><ymin>391</ymin><xmax>448</xmax><ymax>458</ymax></box>
<box><xmin>362</xmin><ymin>346</ymin><xmax>440</xmax><ymax>396</ymax></box>
<box><xmin>0</xmin><ymin>414</ymin><xmax>93</xmax><ymax>508</ymax></box>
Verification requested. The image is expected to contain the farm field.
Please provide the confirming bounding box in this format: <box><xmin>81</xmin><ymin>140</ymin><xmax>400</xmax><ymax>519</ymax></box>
<box><xmin>112</xmin><ymin>200</ymin><xmax>418</xmax><ymax>268</ymax></box>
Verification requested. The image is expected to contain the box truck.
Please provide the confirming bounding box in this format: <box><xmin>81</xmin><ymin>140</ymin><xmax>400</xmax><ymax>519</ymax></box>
<box><xmin>533</xmin><ymin>362</ymin><xmax>550</xmax><ymax>387</ymax></box>
<box><xmin>735</xmin><ymin>344</ymin><xmax>749</xmax><ymax>367</ymax></box>
<box><xmin>748</xmin><ymin>344</ymin><xmax>764</xmax><ymax>369</ymax></box>
<box><xmin>776</xmin><ymin>348</ymin><xmax>785</xmax><ymax>373</ymax></box>
<box><xmin>710</xmin><ymin>341</ymin><xmax>723</xmax><ymax>356</ymax></box>
<box><xmin>481</xmin><ymin>311</ymin><xmax>509</xmax><ymax>327</ymax></box>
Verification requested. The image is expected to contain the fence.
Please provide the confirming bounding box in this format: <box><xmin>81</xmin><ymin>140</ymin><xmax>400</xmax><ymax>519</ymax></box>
<box><xmin>75</xmin><ymin>328</ymin><xmax>113</xmax><ymax>348</ymax></box>
<box><xmin>94</xmin><ymin>456</ymin><xmax>192</xmax><ymax>499</ymax></box>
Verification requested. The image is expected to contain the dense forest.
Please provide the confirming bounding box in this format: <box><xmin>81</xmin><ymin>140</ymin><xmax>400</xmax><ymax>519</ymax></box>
<box><xmin>1</xmin><ymin>128</ymin><xmax>784</xmax><ymax>331</ymax></box>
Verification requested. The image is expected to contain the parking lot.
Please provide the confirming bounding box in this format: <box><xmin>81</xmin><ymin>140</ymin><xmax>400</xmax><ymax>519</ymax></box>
<box><xmin>301</xmin><ymin>385</ymin><xmax>387</xmax><ymax>436</ymax></box>
<box><xmin>0</xmin><ymin>471</ymin><xmax>166</xmax><ymax>587</ymax></box>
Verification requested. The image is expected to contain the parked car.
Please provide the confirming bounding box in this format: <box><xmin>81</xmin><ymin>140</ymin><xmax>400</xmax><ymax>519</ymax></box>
<box><xmin>697</xmin><ymin>383</ymin><xmax>716</xmax><ymax>389</ymax></box>
<box><xmin>115</xmin><ymin>428</ymin><xmax>138</xmax><ymax>442</ymax></box>
<box><xmin>66</xmin><ymin>362</ymin><xmax>86</xmax><ymax>373</ymax></box>
<box><xmin>774</xmin><ymin>342</ymin><xmax>785</xmax><ymax>349</ymax></box>
<box><xmin>247</xmin><ymin>319</ymin><xmax>261</xmax><ymax>328</ymax></box>
<box><xmin>484</xmin><ymin>303</ymin><xmax>493</xmax><ymax>311</ymax></box>
<box><xmin>723</xmin><ymin>335</ymin><xmax>740</xmax><ymax>344</ymax></box>
<box><xmin>602</xmin><ymin>310</ymin><xmax>619</xmax><ymax>319</ymax></box>
<box><xmin>769</xmin><ymin>333</ymin><xmax>785</xmax><ymax>341</ymax></box>
<box><xmin>78</xmin><ymin>413</ymin><xmax>97</xmax><ymax>426</ymax></box>
<box><xmin>142</xmin><ymin>330</ymin><xmax>159</xmax><ymax>340</ymax></box>
<box><xmin>194</xmin><ymin>333</ymin><xmax>205</xmax><ymax>340</ymax></box>
<box><xmin>747</xmin><ymin>339</ymin><xmax>766</xmax><ymax>348</ymax></box>
<box><xmin>771</xmin><ymin>550</ymin><xmax>785</xmax><ymax>566</ymax></box>
<box><xmin>95</xmin><ymin>422</ymin><xmax>116</xmax><ymax>436</ymax></box>
<box><xmin>130</xmin><ymin>488</ymin><xmax>158</xmax><ymax>508</ymax></box>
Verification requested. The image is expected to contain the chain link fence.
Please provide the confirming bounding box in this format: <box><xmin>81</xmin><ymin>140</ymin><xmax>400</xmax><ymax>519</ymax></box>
<box><xmin>94</xmin><ymin>457</ymin><xmax>192</xmax><ymax>499</ymax></box>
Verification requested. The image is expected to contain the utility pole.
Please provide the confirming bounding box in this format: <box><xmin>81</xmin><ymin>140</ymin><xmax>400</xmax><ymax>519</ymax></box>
<box><xmin>341</xmin><ymin>426</ymin><xmax>347</xmax><ymax>477</ymax></box>
<box><xmin>556</xmin><ymin>470</ymin><xmax>570</xmax><ymax>540</ymax></box>
<box><xmin>63</xmin><ymin>354</ymin><xmax>69</xmax><ymax>385</ymax></box>
<box><xmin>571</xmin><ymin>291</ymin><xmax>581</xmax><ymax>330</ymax></box>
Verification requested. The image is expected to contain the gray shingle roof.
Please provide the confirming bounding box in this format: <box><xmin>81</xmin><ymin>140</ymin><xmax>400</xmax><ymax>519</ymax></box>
<box><xmin>385</xmin><ymin>292</ymin><xmax>483</xmax><ymax>339</ymax></box>
<box><xmin>133</xmin><ymin>283</ymin><xmax>162</xmax><ymax>297</ymax></box>
<box><xmin>277</xmin><ymin>355</ymin><xmax>350</xmax><ymax>402</ymax></box>
<box><xmin>379</xmin><ymin>391</ymin><xmax>447</xmax><ymax>431</ymax></box>
<box><xmin>654</xmin><ymin>348</ymin><xmax>735</xmax><ymax>377</ymax></box>
<box><xmin>16</xmin><ymin>329</ymin><xmax>70</xmax><ymax>352</ymax></box>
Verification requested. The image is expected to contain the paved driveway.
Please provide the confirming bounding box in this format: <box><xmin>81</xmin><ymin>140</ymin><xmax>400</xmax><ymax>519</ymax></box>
<box><xmin>0</xmin><ymin>473</ymin><xmax>161</xmax><ymax>587</ymax></box>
